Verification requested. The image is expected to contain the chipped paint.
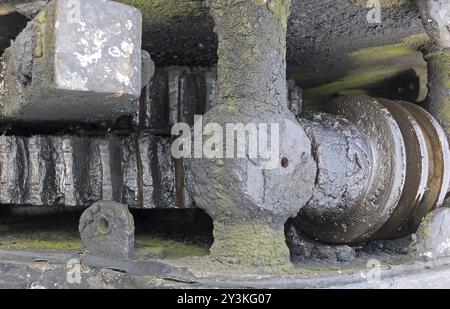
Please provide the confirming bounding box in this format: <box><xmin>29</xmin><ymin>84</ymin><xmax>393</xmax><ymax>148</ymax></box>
<box><xmin>0</xmin><ymin>0</ymin><xmax>143</xmax><ymax>121</ymax></box>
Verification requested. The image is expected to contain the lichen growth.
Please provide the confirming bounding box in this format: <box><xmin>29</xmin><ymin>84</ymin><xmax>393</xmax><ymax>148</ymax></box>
<box><xmin>34</xmin><ymin>9</ymin><xmax>47</xmax><ymax>58</ymax></box>
<box><xmin>402</xmin><ymin>34</ymin><xmax>430</xmax><ymax>50</ymax></box>
<box><xmin>135</xmin><ymin>235</ymin><xmax>209</xmax><ymax>260</ymax></box>
<box><xmin>209</xmin><ymin>221</ymin><xmax>291</xmax><ymax>268</ymax></box>
<box><xmin>299</xmin><ymin>35</ymin><xmax>429</xmax><ymax>104</ymax></box>
<box><xmin>350</xmin><ymin>35</ymin><xmax>429</xmax><ymax>63</ymax></box>
<box><xmin>304</xmin><ymin>66</ymin><xmax>402</xmax><ymax>99</ymax></box>
<box><xmin>0</xmin><ymin>238</ymin><xmax>81</xmax><ymax>250</ymax></box>
<box><xmin>0</xmin><ymin>228</ymin><xmax>208</xmax><ymax>258</ymax></box>
<box><xmin>0</xmin><ymin>227</ymin><xmax>81</xmax><ymax>251</ymax></box>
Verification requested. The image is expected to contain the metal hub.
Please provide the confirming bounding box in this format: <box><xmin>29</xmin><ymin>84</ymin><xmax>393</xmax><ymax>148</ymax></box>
<box><xmin>395</xmin><ymin>102</ymin><xmax>450</xmax><ymax>237</ymax></box>
<box><xmin>295</xmin><ymin>95</ymin><xmax>450</xmax><ymax>244</ymax></box>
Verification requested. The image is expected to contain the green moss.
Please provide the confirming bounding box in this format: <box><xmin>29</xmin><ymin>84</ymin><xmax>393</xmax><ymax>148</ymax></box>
<box><xmin>0</xmin><ymin>239</ymin><xmax>81</xmax><ymax>250</ymax></box>
<box><xmin>37</xmin><ymin>8</ymin><xmax>47</xmax><ymax>24</ymax></box>
<box><xmin>263</xmin><ymin>0</ymin><xmax>291</xmax><ymax>29</ymax></box>
<box><xmin>251</xmin><ymin>0</ymin><xmax>268</xmax><ymax>5</ymax></box>
<box><xmin>349</xmin><ymin>44</ymin><xmax>415</xmax><ymax>64</ymax></box>
<box><xmin>427</xmin><ymin>49</ymin><xmax>450</xmax><ymax>88</ymax></box>
<box><xmin>304</xmin><ymin>66</ymin><xmax>402</xmax><ymax>99</ymax></box>
<box><xmin>353</xmin><ymin>0</ymin><xmax>411</xmax><ymax>8</ymax></box>
<box><xmin>135</xmin><ymin>235</ymin><xmax>208</xmax><ymax>260</ymax></box>
<box><xmin>401</xmin><ymin>34</ymin><xmax>429</xmax><ymax>50</ymax></box>
<box><xmin>210</xmin><ymin>221</ymin><xmax>291</xmax><ymax>268</ymax></box>
<box><xmin>34</xmin><ymin>10</ymin><xmax>48</xmax><ymax>58</ymax></box>
<box><xmin>417</xmin><ymin>212</ymin><xmax>434</xmax><ymax>239</ymax></box>
<box><xmin>350</xmin><ymin>35</ymin><xmax>429</xmax><ymax>64</ymax></box>
<box><xmin>0</xmin><ymin>227</ymin><xmax>207</xmax><ymax>258</ymax></box>
<box><xmin>0</xmin><ymin>237</ymin><xmax>81</xmax><ymax>250</ymax></box>
<box><xmin>126</xmin><ymin>209</ymin><xmax>135</xmax><ymax>229</ymax></box>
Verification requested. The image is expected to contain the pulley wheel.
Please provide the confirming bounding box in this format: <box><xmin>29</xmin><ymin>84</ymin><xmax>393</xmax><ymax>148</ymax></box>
<box><xmin>297</xmin><ymin>95</ymin><xmax>406</xmax><ymax>244</ymax></box>
<box><xmin>374</xmin><ymin>99</ymin><xmax>429</xmax><ymax>240</ymax></box>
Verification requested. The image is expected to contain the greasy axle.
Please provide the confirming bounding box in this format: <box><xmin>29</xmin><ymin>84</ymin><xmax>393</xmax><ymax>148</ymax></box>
<box><xmin>0</xmin><ymin>0</ymin><xmax>449</xmax><ymax>266</ymax></box>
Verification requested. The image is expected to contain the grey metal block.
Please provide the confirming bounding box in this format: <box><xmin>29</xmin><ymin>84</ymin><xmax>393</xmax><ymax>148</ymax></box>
<box><xmin>1</xmin><ymin>0</ymin><xmax>142</xmax><ymax>121</ymax></box>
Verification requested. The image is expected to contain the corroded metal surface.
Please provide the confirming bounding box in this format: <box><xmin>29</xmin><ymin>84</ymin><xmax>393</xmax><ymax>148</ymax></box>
<box><xmin>295</xmin><ymin>96</ymin><xmax>450</xmax><ymax>244</ymax></box>
<box><xmin>0</xmin><ymin>134</ymin><xmax>190</xmax><ymax>209</ymax></box>
<box><xmin>0</xmin><ymin>0</ymin><xmax>448</xmax><ymax>267</ymax></box>
<box><xmin>398</xmin><ymin>101</ymin><xmax>450</xmax><ymax>235</ymax></box>
<box><xmin>136</xmin><ymin>68</ymin><xmax>219</xmax><ymax>133</ymax></box>
<box><xmin>137</xmin><ymin>67</ymin><xmax>302</xmax><ymax>134</ymax></box>
<box><xmin>0</xmin><ymin>249</ymin><xmax>198</xmax><ymax>288</ymax></box>
<box><xmin>0</xmin><ymin>64</ymin><xmax>305</xmax><ymax>209</ymax></box>
<box><xmin>79</xmin><ymin>201</ymin><xmax>135</xmax><ymax>259</ymax></box>
<box><xmin>187</xmin><ymin>0</ymin><xmax>316</xmax><ymax>266</ymax></box>
<box><xmin>3</xmin><ymin>246</ymin><xmax>450</xmax><ymax>288</ymax></box>
<box><xmin>296</xmin><ymin>96</ymin><xmax>406</xmax><ymax>244</ymax></box>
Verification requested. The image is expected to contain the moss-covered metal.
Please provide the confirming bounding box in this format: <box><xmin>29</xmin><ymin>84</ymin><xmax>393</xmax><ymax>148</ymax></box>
<box><xmin>423</xmin><ymin>45</ymin><xmax>450</xmax><ymax>137</ymax></box>
<box><xmin>187</xmin><ymin>0</ymin><xmax>316</xmax><ymax>267</ymax></box>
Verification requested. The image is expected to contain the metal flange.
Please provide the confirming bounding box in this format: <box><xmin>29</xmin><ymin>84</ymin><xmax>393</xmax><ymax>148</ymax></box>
<box><xmin>296</xmin><ymin>95</ymin><xmax>406</xmax><ymax>244</ymax></box>
<box><xmin>376</xmin><ymin>100</ymin><xmax>450</xmax><ymax>239</ymax></box>
<box><xmin>394</xmin><ymin>102</ymin><xmax>450</xmax><ymax>237</ymax></box>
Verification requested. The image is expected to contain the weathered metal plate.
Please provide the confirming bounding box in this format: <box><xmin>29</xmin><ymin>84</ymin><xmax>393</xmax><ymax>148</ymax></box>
<box><xmin>54</xmin><ymin>0</ymin><xmax>142</xmax><ymax>95</ymax></box>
